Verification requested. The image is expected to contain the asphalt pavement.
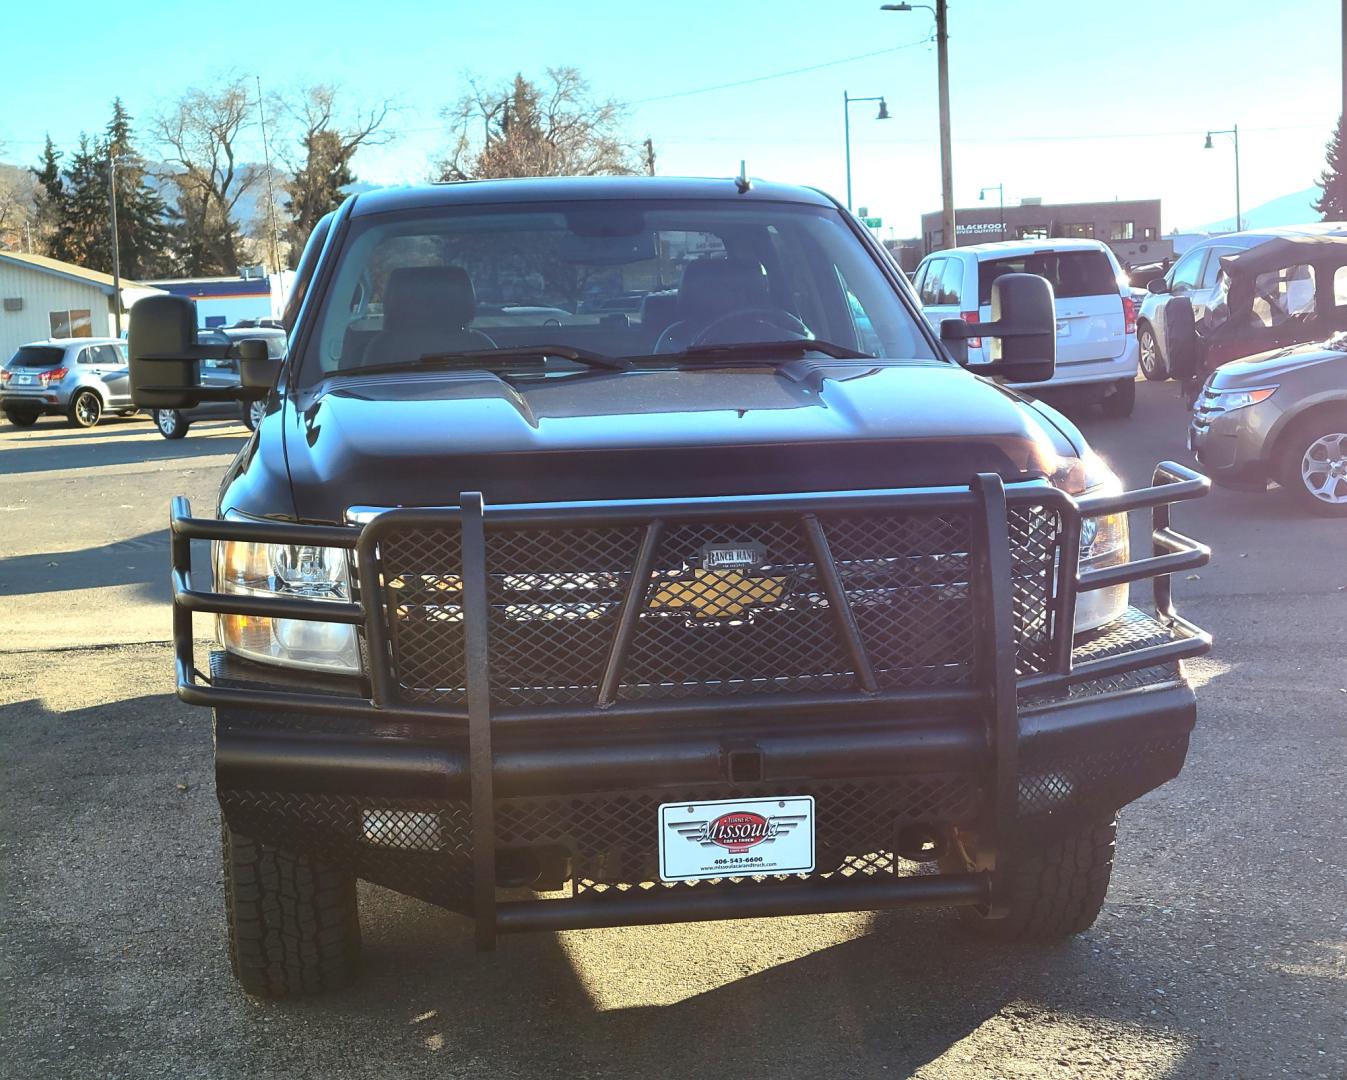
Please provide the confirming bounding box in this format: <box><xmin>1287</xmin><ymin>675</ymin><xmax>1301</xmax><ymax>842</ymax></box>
<box><xmin>1</xmin><ymin>386</ymin><xmax>1344</xmax><ymax>1079</ymax></box>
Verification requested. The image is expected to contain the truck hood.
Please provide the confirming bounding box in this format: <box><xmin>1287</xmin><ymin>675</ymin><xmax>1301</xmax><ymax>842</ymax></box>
<box><xmin>1210</xmin><ymin>334</ymin><xmax>1347</xmax><ymax>387</ymax></box>
<box><xmin>280</xmin><ymin>360</ymin><xmax>1067</xmax><ymax>522</ymax></box>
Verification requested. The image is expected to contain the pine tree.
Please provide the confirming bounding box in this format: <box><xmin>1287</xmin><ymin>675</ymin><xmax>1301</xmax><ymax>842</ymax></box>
<box><xmin>103</xmin><ymin>99</ymin><xmax>174</xmax><ymax>278</ymax></box>
<box><xmin>1313</xmin><ymin>115</ymin><xmax>1346</xmax><ymax>221</ymax></box>
<box><xmin>31</xmin><ymin>136</ymin><xmax>70</xmax><ymax>260</ymax></box>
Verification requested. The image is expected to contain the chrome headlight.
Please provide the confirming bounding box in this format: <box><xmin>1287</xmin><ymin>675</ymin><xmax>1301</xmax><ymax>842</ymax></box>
<box><xmin>1203</xmin><ymin>385</ymin><xmax>1277</xmax><ymax>414</ymax></box>
<box><xmin>1053</xmin><ymin>451</ymin><xmax>1130</xmax><ymax>634</ymax></box>
<box><xmin>213</xmin><ymin>527</ymin><xmax>360</xmax><ymax>674</ymax></box>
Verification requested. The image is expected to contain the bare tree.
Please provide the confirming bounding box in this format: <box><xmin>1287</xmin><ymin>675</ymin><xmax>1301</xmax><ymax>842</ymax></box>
<box><xmin>437</xmin><ymin>68</ymin><xmax>639</xmax><ymax>181</ymax></box>
<box><xmin>279</xmin><ymin>84</ymin><xmax>391</xmax><ymax>266</ymax></box>
<box><xmin>154</xmin><ymin>76</ymin><xmax>261</xmax><ymax>275</ymax></box>
<box><xmin>0</xmin><ymin>155</ymin><xmax>38</xmax><ymax>251</ymax></box>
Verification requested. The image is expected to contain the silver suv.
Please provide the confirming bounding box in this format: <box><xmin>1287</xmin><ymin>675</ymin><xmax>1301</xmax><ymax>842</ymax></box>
<box><xmin>1</xmin><ymin>338</ymin><xmax>134</xmax><ymax>428</ymax></box>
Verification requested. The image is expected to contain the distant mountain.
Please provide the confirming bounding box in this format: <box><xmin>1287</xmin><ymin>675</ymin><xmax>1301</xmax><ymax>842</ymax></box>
<box><xmin>1191</xmin><ymin>187</ymin><xmax>1323</xmax><ymax>233</ymax></box>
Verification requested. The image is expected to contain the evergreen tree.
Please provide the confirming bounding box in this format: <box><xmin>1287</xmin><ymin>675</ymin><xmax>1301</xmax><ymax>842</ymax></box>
<box><xmin>103</xmin><ymin>98</ymin><xmax>174</xmax><ymax>278</ymax></box>
<box><xmin>31</xmin><ymin>136</ymin><xmax>71</xmax><ymax>260</ymax></box>
<box><xmin>1313</xmin><ymin>115</ymin><xmax>1346</xmax><ymax>221</ymax></box>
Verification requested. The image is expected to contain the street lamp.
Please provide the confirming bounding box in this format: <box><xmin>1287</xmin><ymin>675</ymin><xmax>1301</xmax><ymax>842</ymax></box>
<box><xmin>882</xmin><ymin>1</ymin><xmax>954</xmax><ymax>247</ymax></box>
<box><xmin>1204</xmin><ymin>124</ymin><xmax>1241</xmax><ymax>232</ymax></box>
<box><xmin>979</xmin><ymin>183</ymin><xmax>1005</xmax><ymax>240</ymax></box>
<box><xmin>843</xmin><ymin>92</ymin><xmax>890</xmax><ymax>212</ymax></box>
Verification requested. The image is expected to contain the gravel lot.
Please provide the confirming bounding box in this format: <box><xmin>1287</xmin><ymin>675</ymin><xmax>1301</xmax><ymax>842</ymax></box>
<box><xmin>1</xmin><ymin>385</ymin><xmax>1344</xmax><ymax>1079</ymax></box>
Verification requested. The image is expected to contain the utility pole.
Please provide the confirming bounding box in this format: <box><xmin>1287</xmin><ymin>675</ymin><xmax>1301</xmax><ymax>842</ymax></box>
<box><xmin>644</xmin><ymin>138</ymin><xmax>656</xmax><ymax>176</ymax></box>
<box><xmin>1342</xmin><ymin>0</ymin><xmax>1346</xmax><ymax>122</ymax></box>
<box><xmin>108</xmin><ymin>151</ymin><xmax>123</xmax><ymax>337</ymax></box>
<box><xmin>934</xmin><ymin>0</ymin><xmax>955</xmax><ymax>248</ymax></box>
<box><xmin>881</xmin><ymin>2</ymin><xmax>955</xmax><ymax>245</ymax></box>
<box><xmin>256</xmin><ymin>75</ymin><xmax>283</xmax><ymax>274</ymax></box>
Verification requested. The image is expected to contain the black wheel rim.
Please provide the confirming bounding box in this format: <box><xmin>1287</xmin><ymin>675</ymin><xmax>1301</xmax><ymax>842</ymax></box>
<box><xmin>76</xmin><ymin>394</ymin><xmax>98</xmax><ymax>425</ymax></box>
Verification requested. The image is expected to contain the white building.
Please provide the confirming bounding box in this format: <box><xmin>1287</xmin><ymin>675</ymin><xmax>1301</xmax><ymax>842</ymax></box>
<box><xmin>0</xmin><ymin>251</ymin><xmax>163</xmax><ymax>360</ymax></box>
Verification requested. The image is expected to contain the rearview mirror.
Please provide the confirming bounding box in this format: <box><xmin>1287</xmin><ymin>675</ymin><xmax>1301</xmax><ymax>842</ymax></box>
<box><xmin>236</xmin><ymin>338</ymin><xmax>282</xmax><ymax>395</ymax></box>
<box><xmin>946</xmin><ymin>273</ymin><xmax>1056</xmax><ymax>383</ymax></box>
<box><xmin>128</xmin><ymin>295</ymin><xmax>200</xmax><ymax>408</ymax></box>
<box><xmin>1163</xmin><ymin>296</ymin><xmax>1198</xmax><ymax>381</ymax></box>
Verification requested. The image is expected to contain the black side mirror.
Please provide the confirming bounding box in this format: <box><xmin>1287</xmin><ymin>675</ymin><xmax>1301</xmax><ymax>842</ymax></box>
<box><xmin>1147</xmin><ymin>277</ymin><xmax>1170</xmax><ymax>295</ymax></box>
<box><xmin>236</xmin><ymin>338</ymin><xmax>282</xmax><ymax>397</ymax></box>
<box><xmin>128</xmin><ymin>295</ymin><xmax>200</xmax><ymax>408</ymax></box>
<box><xmin>947</xmin><ymin>273</ymin><xmax>1056</xmax><ymax>383</ymax></box>
<box><xmin>1163</xmin><ymin>296</ymin><xmax>1198</xmax><ymax>381</ymax></box>
<box><xmin>939</xmin><ymin>319</ymin><xmax>968</xmax><ymax>365</ymax></box>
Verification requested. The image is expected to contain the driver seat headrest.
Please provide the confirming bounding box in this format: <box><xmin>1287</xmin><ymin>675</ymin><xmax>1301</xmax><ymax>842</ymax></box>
<box><xmin>383</xmin><ymin>265</ymin><xmax>477</xmax><ymax>331</ymax></box>
<box><xmin>677</xmin><ymin>259</ymin><xmax>770</xmax><ymax>319</ymax></box>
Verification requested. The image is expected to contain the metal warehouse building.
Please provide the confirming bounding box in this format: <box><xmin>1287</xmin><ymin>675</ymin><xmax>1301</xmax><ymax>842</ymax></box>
<box><xmin>0</xmin><ymin>251</ymin><xmax>162</xmax><ymax>360</ymax></box>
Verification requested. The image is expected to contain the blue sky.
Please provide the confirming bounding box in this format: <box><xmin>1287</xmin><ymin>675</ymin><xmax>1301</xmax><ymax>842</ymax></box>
<box><xmin>1</xmin><ymin>0</ymin><xmax>1340</xmax><ymax>235</ymax></box>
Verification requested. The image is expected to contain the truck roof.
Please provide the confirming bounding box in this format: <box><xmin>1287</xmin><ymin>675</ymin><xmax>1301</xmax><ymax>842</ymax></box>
<box><xmin>348</xmin><ymin>175</ymin><xmax>839</xmax><ymax>217</ymax></box>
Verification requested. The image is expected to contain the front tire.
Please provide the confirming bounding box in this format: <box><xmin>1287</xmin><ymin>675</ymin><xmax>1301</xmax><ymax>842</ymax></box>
<box><xmin>945</xmin><ymin>816</ymin><xmax>1117</xmax><ymax>942</ymax></box>
<box><xmin>1278</xmin><ymin>411</ymin><xmax>1347</xmax><ymax>516</ymax></box>
<box><xmin>67</xmin><ymin>389</ymin><xmax>102</xmax><ymax>428</ymax></box>
<box><xmin>1137</xmin><ymin>323</ymin><xmax>1166</xmax><ymax>381</ymax></box>
<box><xmin>154</xmin><ymin>408</ymin><xmax>189</xmax><ymax>439</ymax></box>
<box><xmin>243</xmin><ymin>398</ymin><xmax>267</xmax><ymax>432</ymax></box>
<box><xmin>1100</xmin><ymin>377</ymin><xmax>1136</xmax><ymax>418</ymax></box>
<box><xmin>223</xmin><ymin>824</ymin><xmax>362</xmax><ymax>998</ymax></box>
<box><xmin>4</xmin><ymin>408</ymin><xmax>39</xmax><ymax>427</ymax></box>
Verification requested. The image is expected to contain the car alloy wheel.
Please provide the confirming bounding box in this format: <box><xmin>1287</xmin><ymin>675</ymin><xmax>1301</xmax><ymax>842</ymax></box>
<box><xmin>1300</xmin><ymin>431</ymin><xmax>1347</xmax><ymax>507</ymax></box>
<box><xmin>247</xmin><ymin>399</ymin><xmax>267</xmax><ymax>431</ymax></box>
<box><xmin>70</xmin><ymin>390</ymin><xmax>102</xmax><ymax>428</ymax></box>
<box><xmin>1138</xmin><ymin>326</ymin><xmax>1165</xmax><ymax>381</ymax></box>
<box><xmin>155</xmin><ymin>408</ymin><xmax>188</xmax><ymax>439</ymax></box>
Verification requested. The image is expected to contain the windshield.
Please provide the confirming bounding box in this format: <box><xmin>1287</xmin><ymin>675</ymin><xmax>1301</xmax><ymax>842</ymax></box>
<box><xmin>9</xmin><ymin>345</ymin><xmax>67</xmax><ymax>368</ymax></box>
<box><xmin>302</xmin><ymin>199</ymin><xmax>935</xmax><ymax>381</ymax></box>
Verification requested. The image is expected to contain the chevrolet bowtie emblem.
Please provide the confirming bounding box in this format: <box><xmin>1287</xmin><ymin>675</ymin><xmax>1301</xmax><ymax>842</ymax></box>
<box><xmin>649</xmin><ymin>543</ymin><xmax>786</xmax><ymax>619</ymax></box>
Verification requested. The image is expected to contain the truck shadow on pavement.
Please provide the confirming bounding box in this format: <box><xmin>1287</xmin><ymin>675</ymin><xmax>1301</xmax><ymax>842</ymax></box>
<box><xmin>0</xmin><ymin>528</ymin><xmax>174</xmax><ymax>603</ymax></box>
<box><xmin>0</xmin><ymin>427</ymin><xmax>247</xmax><ymax>476</ymax></box>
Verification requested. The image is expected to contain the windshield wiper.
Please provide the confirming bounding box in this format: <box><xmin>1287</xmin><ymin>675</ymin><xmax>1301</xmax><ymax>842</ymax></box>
<box><xmin>657</xmin><ymin>339</ymin><xmax>871</xmax><ymax>364</ymax></box>
<box><xmin>336</xmin><ymin>345</ymin><xmax>630</xmax><ymax>377</ymax></box>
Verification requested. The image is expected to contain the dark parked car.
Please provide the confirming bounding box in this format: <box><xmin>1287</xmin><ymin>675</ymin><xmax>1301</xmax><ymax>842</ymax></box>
<box><xmin>148</xmin><ymin>326</ymin><xmax>286</xmax><ymax>438</ymax></box>
<box><xmin>127</xmin><ymin>176</ymin><xmax>1208</xmax><ymax>999</ymax></box>
<box><xmin>1187</xmin><ymin>235</ymin><xmax>1347</xmax><ymax>514</ymax></box>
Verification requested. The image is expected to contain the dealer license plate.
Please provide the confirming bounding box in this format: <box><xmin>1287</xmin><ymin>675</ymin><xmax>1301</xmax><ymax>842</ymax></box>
<box><xmin>658</xmin><ymin>795</ymin><xmax>815</xmax><ymax>882</ymax></box>
<box><xmin>14</xmin><ymin>374</ymin><xmax>32</xmax><ymax>385</ymax></box>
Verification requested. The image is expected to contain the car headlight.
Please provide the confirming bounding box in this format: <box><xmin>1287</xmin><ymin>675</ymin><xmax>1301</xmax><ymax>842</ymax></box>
<box><xmin>1203</xmin><ymin>385</ymin><xmax>1277</xmax><ymax>414</ymax></box>
<box><xmin>213</xmin><ymin>527</ymin><xmax>360</xmax><ymax>674</ymax></box>
<box><xmin>1052</xmin><ymin>450</ymin><xmax>1130</xmax><ymax>634</ymax></box>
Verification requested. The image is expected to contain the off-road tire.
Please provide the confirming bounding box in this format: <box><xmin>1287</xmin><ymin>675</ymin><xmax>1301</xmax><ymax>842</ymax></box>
<box><xmin>1137</xmin><ymin>323</ymin><xmax>1166</xmax><ymax>381</ymax></box>
<box><xmin>222</xmin><ymin>823</ymin><xmax>362</xmax><ymax>998</ymax></box>
<box><xmin>953</xmin><ymin>816</ymin><xmax>1117</xmax><ymax>942</ymax></box>
<box><xmin>1100</xmin><ymin>377</ymin><xmax>1136</xmax><ymax>418</ymax></box>
<box><xmin>1277</xmin><ymin>409</ymin><xmax>1347</xmax><ymax>517</ymax></box>
<box><xmin>154</xmin><ymin>408</ymin><xmax>189</xmax><ymax>440</ymax></box>
<box><xmin>4</xmin><ymin>408</ymin><xmax>39</xmax><ymax>427</ymax></box>
<box><xmin>67</xmin><ymin>388</ymin><xmax>102</xmax><ymax>428</ymax></box>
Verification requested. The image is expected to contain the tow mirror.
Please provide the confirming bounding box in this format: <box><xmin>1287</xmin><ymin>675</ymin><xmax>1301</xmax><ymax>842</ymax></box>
<box><xmin>1163</xmin><ymin>296</ymin><xmax>1198</xmax><ymax>381</ymax></box>
<box><xmin>128</xmin><ymin>295</ymin><xmax>200</xmax><ymax>408</ymax></box>
<box><xmin>236</xmin><ymin>338</ymin><xmax>282</xmax><ymax>396</ymax></box>
<box><xmin>945</xmin><ymin>272</ymin><xmax>1056</xmax><ymax>383</ymax></box>
<box><xmin>1147</xmin><ymin>276</ymin><xmax>1170</xmax><ymax>295</ymax></box>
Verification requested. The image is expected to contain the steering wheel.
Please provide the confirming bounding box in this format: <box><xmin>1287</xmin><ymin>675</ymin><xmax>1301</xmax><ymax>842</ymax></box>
<box><xmin>688</xmin><ymin>307</ymin><xmax>811</xmax><ymax>347</ymax></box>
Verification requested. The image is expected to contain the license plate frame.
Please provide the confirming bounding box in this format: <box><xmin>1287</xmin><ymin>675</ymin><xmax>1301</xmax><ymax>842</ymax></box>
<box><xmin>658</xmin><ymin>795</ymin><xmax>815</xmax><ymax>882</ymax></box>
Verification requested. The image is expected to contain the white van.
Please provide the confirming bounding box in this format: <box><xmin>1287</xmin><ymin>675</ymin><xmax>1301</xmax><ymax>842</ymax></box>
<box><xmin>913</xmin><ymin>238</ymin><xmax>1139</xmax><ymax>417</ymax></box>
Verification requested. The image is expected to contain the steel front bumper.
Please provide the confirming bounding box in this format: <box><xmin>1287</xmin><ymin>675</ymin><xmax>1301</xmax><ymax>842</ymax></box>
<box><xmin>174</xmin><ymin>465</ymin><xmax>1211</xmax><ymax>944</ymax></box>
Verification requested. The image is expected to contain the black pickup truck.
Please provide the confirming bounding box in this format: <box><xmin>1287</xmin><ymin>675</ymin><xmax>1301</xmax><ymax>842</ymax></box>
<box><xmin>127</xmin><ymin>176</ymin><xmax>1210</xmax><ymax>998</ymax></box>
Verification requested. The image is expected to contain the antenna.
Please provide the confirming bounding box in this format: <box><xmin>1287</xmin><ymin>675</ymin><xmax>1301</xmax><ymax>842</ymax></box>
<box><xmin>736</xmin><ymin>160</ymin><xmax>752</xmax><ymax>194</ymax></box>
<box><xmin>256</xmin><ymin>75</ymin><xmax>282</xmax><ymax>275</ymax></box>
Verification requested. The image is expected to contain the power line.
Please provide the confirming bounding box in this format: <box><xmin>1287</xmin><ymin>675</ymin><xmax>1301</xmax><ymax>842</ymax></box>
<box><xmin>624</xmin><ymin>37</ymin><xmax>933</xmax><ymax>106</ymax></box>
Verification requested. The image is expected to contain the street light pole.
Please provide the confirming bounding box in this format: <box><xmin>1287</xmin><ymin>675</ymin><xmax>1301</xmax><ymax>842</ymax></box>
<box><xmin>881</xmin><ymin>1</ymin><xmax>955</xmax><ymax>247</ymax></box>
<box><xmin>107</xmin><ymin>151</ymin><xmax>123</xmax><ymax>337</ymax></box>
<box><xmin>843</xmin><ymin>91</ymin><xmax>890</xmax><ymax>212</ymax></box>
<box><xmin>1204</xmin><ymin>125</ymin><xmax>1241</xmax><ymax>232</ymax></box>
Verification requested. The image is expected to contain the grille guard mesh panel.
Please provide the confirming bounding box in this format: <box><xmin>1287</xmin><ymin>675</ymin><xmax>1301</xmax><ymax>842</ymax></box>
<box><xmin>377</xmin><ymin>506</ymin><xmax>1064</xmax><ymax>706</ymax></box>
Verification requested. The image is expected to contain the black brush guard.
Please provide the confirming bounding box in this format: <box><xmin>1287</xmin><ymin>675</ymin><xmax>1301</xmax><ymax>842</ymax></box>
<box><xmin>170</xmin><ymin>464</ymin><xmax>1210</xmax><ymax>948</ymax></box>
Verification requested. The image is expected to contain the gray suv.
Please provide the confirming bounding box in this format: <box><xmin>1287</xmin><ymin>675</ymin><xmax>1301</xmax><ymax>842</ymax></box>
<box><xmin>1</xmin><ymin>338</ymin><xmax>135</xmax><ymax>428</ymax></box>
